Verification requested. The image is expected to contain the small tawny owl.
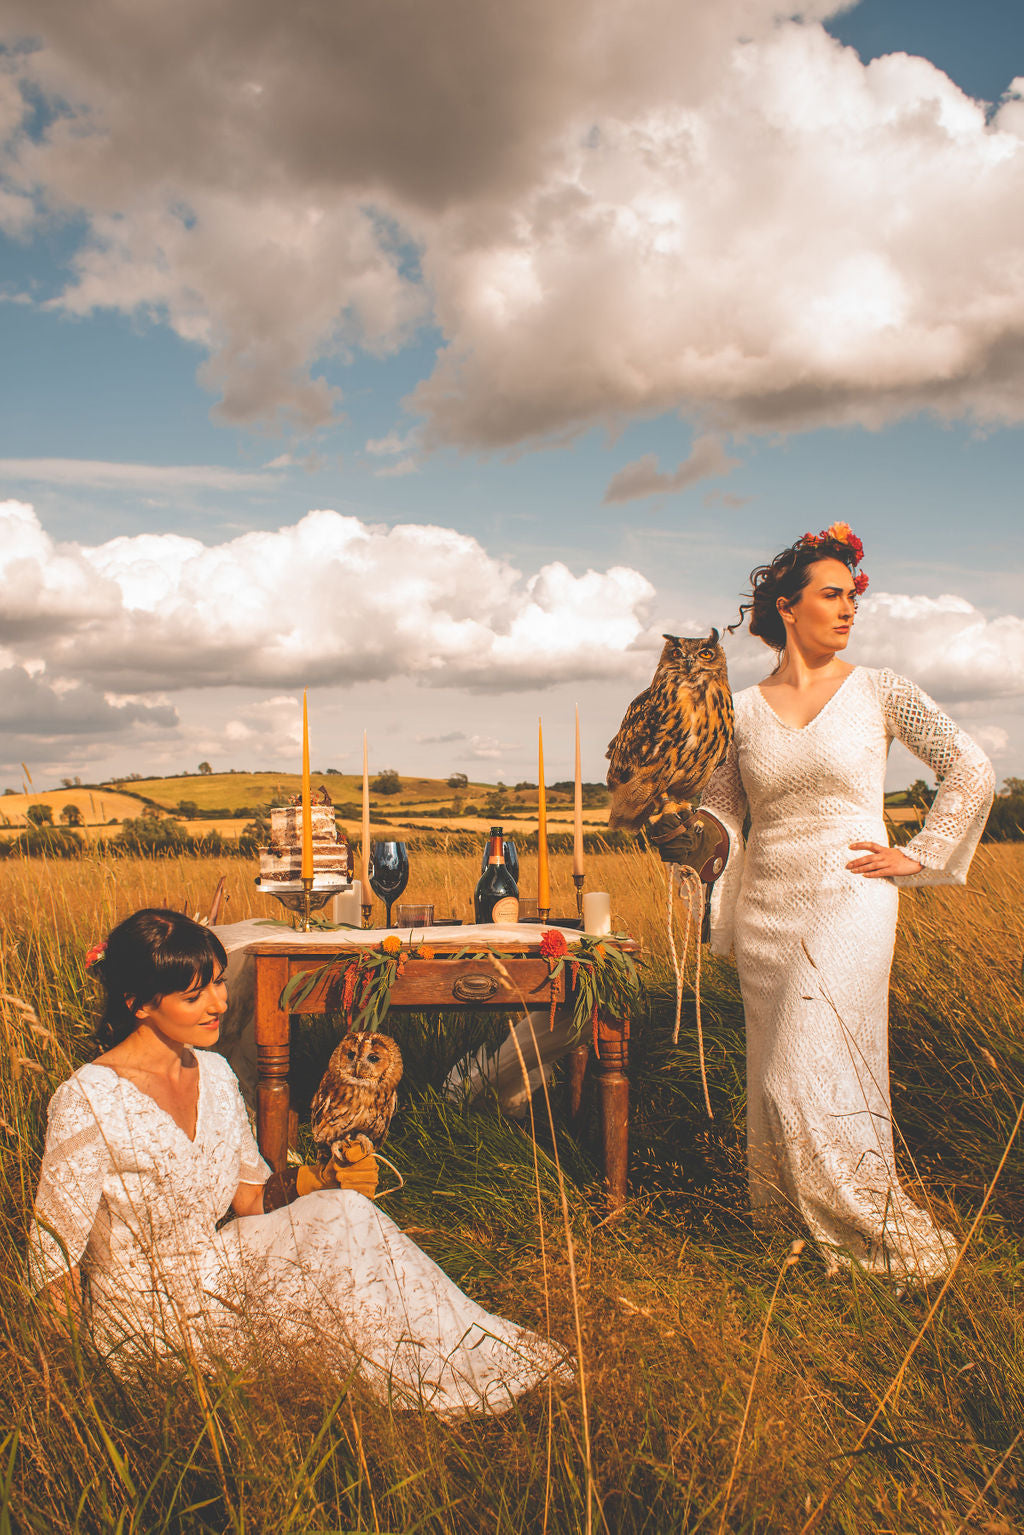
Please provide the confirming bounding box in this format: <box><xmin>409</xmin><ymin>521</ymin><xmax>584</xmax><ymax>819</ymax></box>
<box><xmin>606</xmin><ymin>629</ymin><xmax>733</xmax><ymax>832</ymax></box>
<box><xmin>310</xmin><ymin>1031</ymin><xmax>404</xmax><ymax>1161</ymax></box>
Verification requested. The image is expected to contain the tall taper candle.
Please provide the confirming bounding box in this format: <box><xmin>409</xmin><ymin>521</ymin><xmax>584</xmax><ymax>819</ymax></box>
<box><xmin>361</xmin><ymin>731</ymin><xmax>371</xmax><ymax>895</ymax></box>
<box><xmin>537</xmin><ymin>717</ymin><xmax>550</xmax><ymax>912</ymax></box>
<box><xmin>573</xmin><ymin>704</ymin><xmax>584</xmax><ymax>877</ymax></box>
<box><xmin>300</xmin><ymin>690</ymin><xmax>314</xmax><ymax>880</ymax></box>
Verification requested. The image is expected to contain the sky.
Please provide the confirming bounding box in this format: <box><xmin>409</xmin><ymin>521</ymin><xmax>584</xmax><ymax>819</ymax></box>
<box><xmin>1</xmin><ymin>0</ymin><xmax>1023</xmax><ymax>791</ymax></box>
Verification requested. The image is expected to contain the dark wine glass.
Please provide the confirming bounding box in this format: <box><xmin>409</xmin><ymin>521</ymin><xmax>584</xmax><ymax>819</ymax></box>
<box><xmin>369</xmin><ymin>841</ymin><xmax>410</xmax><ymax>928</ymax></box>
<box><xmin>480</xmin><ymin>838</ymin><xmax>519</xmax><ymax>886</ymax></box>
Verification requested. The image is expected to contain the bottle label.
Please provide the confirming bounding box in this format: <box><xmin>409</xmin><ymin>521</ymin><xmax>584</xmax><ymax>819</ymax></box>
<box><xmin>490</xmin><ymin>896</ymin><xmax>519</xmax><ymax>924</ymax></box>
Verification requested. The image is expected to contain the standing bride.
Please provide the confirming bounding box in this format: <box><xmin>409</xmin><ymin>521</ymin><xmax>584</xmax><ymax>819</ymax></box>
<box><xmin>28</xmin><ymin>908</ymin><xmax>568</xmax><ymax>1411</ymax></box>
<box><xmin>699</xmin><ymin>525</ymin><xmax>994</xmax><ymax>1281</ymax></box>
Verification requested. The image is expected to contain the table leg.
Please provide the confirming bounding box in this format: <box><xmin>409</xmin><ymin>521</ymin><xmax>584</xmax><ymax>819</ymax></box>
<box><xmin>255</xmin><ymin>953</ymin><xmax>291</xmax><ymax>1173</ymax></box>
<box><xmin>566</xmin><ymin>1042</ymin><xmax>590</xmax><ymax>1137</ymax></box>
<box><xmin>594</xmin><ymin>1014</ymin><xmax>629</xmax><ymax>1212</ymax></box>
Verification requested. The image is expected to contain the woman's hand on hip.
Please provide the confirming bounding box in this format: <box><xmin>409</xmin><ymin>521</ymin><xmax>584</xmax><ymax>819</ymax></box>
<box><xmin>847</xmin><ymin>842</ymin><xmax>923</xmax><ymax>879</ymax></box>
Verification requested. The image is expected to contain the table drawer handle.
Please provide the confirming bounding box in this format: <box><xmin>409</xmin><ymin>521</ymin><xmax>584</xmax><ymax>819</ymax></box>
<box><xmin>452</xmin><ymin>973</ymin><xmax>500</xmax><ymax>1002</ymax></box>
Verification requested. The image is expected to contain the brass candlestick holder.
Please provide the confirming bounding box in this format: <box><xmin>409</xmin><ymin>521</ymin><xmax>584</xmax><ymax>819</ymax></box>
<box><xmin>361</xmin><ymin>902</ymin><xmax>373</xmax><ymax>929</ymax></box>
<box><xmin>573</xmin><ymin>872</ymin><xmax>585</xmax><ymax>919</ymax></box>
<box><xmin>538</xmin><ymin>906</ymin><xmax>551</xmax><ymax>923</ymax></box>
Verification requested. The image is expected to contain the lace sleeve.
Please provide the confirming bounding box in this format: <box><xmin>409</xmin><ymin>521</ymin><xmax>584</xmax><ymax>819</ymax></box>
<box><xmin>27</xmin><ymin>1077</ymin><xmax>110</xmax><ymax>1292</ymax></box>
<box><xmin>879</xmin><ymin>669</ymin><xmax>995</xmax><ymax>887</ymax></box>
<box><xmin>219</xmin><ymin>1056</ymin><xmax>270</xmax><ymax>1186</ymax></box>
<box><xmin>700</xmin><ymin>736</ymin><xmax>748</xmax><ymax>957</ymax></box>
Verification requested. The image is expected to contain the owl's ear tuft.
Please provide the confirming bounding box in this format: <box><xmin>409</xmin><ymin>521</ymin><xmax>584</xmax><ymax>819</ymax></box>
<box><xmin>706</xmin><ymin>627</ymin><xmax>720</xmax><ymax>647</ymax></box>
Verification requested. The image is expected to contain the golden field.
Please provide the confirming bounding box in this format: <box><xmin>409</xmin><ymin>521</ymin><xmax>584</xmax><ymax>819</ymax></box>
<box><xmin>1</xmin><ymin>843</ymin><xmax>1023</xmax><ymax>1532</ymax></box>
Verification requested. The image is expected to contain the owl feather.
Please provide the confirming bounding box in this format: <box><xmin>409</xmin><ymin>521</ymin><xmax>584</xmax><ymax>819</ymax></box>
<box><xmin>606</xmin><ymin>629</ymin><xmax>733</xmax><ymax>832</ymax></box>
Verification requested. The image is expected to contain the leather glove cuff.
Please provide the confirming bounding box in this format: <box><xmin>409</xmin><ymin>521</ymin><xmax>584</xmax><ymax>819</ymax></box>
<box><xmin>262</xmin><ymin>1144</ymin><xmax>379</xmax><ymax>1212</ymax></box>
<box><xmin>647</xmin><ymin>808</ymin><xmax>730</xmax><ymax>879</ymax></box>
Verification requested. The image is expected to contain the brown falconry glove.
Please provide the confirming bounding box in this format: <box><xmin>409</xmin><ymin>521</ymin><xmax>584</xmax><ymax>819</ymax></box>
<box><xmin>263</xmin><ymin>1138</ymin><xmax>380</xmax><ymax>1211</ymax></box>
<box><xmin>646</xmin><ymin>807</ymin><xmax>730</xmax><ymax>942</ymax></box>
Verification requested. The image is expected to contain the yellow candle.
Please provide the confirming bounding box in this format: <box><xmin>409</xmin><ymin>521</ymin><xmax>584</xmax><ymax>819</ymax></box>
<box><xmin>361</xmin><ymin>731</ymin><xmax>371</xmax><ymax>895</ymax></box>
<box><xmin>301</xmin><ymin>690</ymin><xmax>314</xmax><ymax>880</ymax></box>
<box><xmin>573</xmin><ymin>704</ymin><xmax>584</xmax><ymax>877</ymax></box>
<box><xmin>537</xmin><ymin>717</ymin><xmax>550</xmax><ymax>911</ymax></box>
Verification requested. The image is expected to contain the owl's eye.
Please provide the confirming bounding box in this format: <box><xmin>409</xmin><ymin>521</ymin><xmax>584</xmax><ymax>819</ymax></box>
<box><xmin>699</xmin><ymin>647</ymin><xmax>715</xmax><ymax>659</ymax></box>
<box><xmin>368</xmin><ymin>1053</ymin><xmax>380</xmax><ymax>1064</ymax></box>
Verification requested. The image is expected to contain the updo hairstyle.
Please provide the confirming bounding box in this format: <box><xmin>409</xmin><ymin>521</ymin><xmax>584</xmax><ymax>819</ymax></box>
<box><xmin>90</xmin><ymin>908</ymin><xmax>227</xmax><ymax>1049</ymax></box>
<box><xmin>729</xmin><ymin>536</ymin><xmax>859</xmax><ymax>653</ymax></box>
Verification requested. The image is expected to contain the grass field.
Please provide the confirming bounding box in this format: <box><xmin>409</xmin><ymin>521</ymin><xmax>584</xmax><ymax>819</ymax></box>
<box><xmin>2</xmin><ymin>845</ymin><xmax>1023</xmax><ymax>1531</ymax></box>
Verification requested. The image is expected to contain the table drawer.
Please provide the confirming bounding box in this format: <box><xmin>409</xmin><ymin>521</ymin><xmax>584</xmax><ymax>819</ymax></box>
<box><xmin>389</xmin><ymin>957</ymin><xmax>562</xmax><ymax>1008</ymax></box>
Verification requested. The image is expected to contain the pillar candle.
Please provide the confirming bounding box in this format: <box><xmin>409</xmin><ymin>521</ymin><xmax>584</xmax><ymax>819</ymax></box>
<box><xmin>573</xmin><ymin>704</ymin><xmax>584</xmax><ymax>877</ymax></box>
<box><xmin>582</xmin><ymin>891</ymin><xmax>611</xmax><ymax>936</ymax></box>
<box><xmin>332</xmin><ymin>880</ymin><xmax>363</xmax><ymax>926</ymax></box>
<box><xmin>537</xmin><ymin>717</ymin><xmax>550</xmax><ymax>911</ymax></box>
<box><xmin>300</xmin><ymin>690</ymin><xmax>314</xmax><ymax>880</ymax></box>
<box><xmin>361</xmin><ymin>731</ymin><xmax>371</xmax><ymax>895</ymax></box>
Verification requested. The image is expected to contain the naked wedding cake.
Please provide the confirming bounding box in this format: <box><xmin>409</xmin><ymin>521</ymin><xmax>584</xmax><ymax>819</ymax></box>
<box><xmin>257</xmin><ymin>786</ymin><xmax>351</xmax><ymax>886</ymax></box>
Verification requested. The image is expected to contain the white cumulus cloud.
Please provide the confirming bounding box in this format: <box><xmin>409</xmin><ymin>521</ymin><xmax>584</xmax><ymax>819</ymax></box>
<box><xmin>0</xmin><ymin>500</ymin><xmax>658</xmax><ymax>695</ymax></box>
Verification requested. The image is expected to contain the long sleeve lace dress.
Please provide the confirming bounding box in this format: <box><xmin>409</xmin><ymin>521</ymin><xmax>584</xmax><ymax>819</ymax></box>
<box><xmin>28</xmin><ymin>1048</ymin><xmax>568</xmax><ymax>1413</ymax></box>
<box><xmin>700</xmin><ymin>666</ymin><xmax>994</xmax><ymax>1280</ymax></box>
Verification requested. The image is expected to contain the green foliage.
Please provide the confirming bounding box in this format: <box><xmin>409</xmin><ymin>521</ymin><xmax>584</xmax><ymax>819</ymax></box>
<box><xmin>446</xmin><ymin>772</ymin><xmax>469</xmax><ymax>789</ymax></box>
<box><xmin>26</xmin><ymin>804</ymin><xmax>53</xmax><ymax>827</ymax></box>
<box><xmin>0</xmin><ymin>826</ymin><xmax>83</xmax><ymax>858</ymax></box>
<box><xmin>198</xmin><ymin>761</ymin><xmax>213</xmax><ymax>774</ymax></box>
<box><xmin>371</xmin><ymin>768</ymin><xmax>401</xmax><ymax>795</ymax></box>
<box><xmin>983</xmin><ymin>794</ymin><xmax>1024</xmax><ymax>842</ymax></box>
<box><xmin>58</xmin><ymin>804</ymin><xmax>83</xmax><ymax>827</ymax></box>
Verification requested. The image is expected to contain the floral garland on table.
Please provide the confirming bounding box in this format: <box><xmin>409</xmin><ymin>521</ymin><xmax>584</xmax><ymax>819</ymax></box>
<box><xmin>538</xmin><ymin>930</ymin><xmax>642</xmax><ymax>1054</ymax></box>
<box><xmin>278</xmin><ymin>933</ymin><xmax>642</xmax><ymax>1048</ymax></box>
<box><xmin>280</xmin><ymin>936</ymin><xmax>412</xmax><ymax>1035</ymax></box>
<box><xmin>798</xmin><ymin>520</ymin><xmax>869</xmax><ymax>596</ymax></box>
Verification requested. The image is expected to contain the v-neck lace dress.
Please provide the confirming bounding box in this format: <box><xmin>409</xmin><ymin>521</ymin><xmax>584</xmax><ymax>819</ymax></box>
<box><xmin>28</xmin><ymin>1049</ymin><xmax>568</xmax><ymax>1413</ymax></box>
<box><xmin>700</xmin><ymin>667</ymin><xmax>994</xmax><ymax>1279</ymax></box>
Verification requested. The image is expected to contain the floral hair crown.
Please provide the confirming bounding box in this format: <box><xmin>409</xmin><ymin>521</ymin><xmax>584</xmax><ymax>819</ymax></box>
<box><xmin>85</xmin><ymin>941</ymin><xmax>107</xmax><ymax>969</ymax></box>
<box><xmin>797</xmin><ymin>521</ymin><xmax>868</xmax><ymax>596</ymax></box>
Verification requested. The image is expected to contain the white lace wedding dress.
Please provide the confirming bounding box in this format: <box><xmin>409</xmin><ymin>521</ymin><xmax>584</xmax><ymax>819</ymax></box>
<box><xmin>701</xmin><ymin>667</ymin><xmax>994</xmax><ymax>1280</ymax></box>
<box><xmin>28</xmin><ymin>1049</ymin><xmax>568</xmax><ymax>1412</ymax></box>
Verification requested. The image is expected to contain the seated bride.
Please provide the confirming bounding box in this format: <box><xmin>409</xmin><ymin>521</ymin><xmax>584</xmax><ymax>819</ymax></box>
<box><xmin>28</xmin><ymin>908</ymin><xmax>569</xmax><ymax>1414</ymax></box>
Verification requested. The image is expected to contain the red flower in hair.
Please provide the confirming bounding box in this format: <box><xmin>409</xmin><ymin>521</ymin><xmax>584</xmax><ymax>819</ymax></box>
<box><xmin>848</xmin><ymin>534</ymin><xmax>864</xmax><ymax>563</ymax></box>
<box><xmin>85</xmin><ymin>942</ymin><xmax>106</xmax><ymax>968</ymax></box>
<box><xmin>539</xmin><ymin>929</ymin><xmax>569</xmax><ymax>960</ymax></box>
<box><xmin>853</xmin><ymin>571</ymin><xmax>869</xmax><ymax>596</ymax></box>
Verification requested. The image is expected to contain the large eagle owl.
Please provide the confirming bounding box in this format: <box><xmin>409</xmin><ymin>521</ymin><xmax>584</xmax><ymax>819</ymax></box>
<box><xmin>606</xmin><ymin>629</ymin><xmax>733</xmax><ymax>832</ymax></box>
<box><xmin>310</xmin><ymin>1031</ymin><xmax>403</xmax><ymax>1162</ymax></box>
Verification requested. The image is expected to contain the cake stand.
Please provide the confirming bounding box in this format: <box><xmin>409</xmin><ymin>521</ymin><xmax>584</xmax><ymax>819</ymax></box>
<box><xmin>255</xmin><ymin>875</ymin><xmax>351</xmax><ymax>932</ymax></box>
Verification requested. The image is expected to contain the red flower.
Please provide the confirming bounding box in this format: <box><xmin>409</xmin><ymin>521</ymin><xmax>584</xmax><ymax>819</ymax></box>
<box><xmin>539</xmin><ymin>929</ymin><xmax>568</xmax><ymax>960</ymax></box>
<box><xmin>848</xmin><ymin>534</ymin><xmax>864</xmax><ymax>563</ymax></box>
<box><xmin>854</xmin><ymin>571</ymin><xmax>869</xmax><ymax>596</ymax></box>
<box><xmin>85</xmin><ymin>941</ymin><xmax>106</xmax><ymax>968</ymax></box>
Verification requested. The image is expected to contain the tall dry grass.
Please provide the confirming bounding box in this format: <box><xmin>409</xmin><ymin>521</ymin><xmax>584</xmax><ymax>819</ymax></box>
<box><xmin>1</xmin><ymin>845</ymin><xmax>1023</xmax><ymax>1531</ymax></box>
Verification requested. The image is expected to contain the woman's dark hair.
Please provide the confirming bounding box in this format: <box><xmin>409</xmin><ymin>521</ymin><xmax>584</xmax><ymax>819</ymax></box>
<box><xmin>91</xmin><ymin>909</ymin><xmax>227</xmax><ymax>1049</ymax></box>
<box><xmin>728</xmin><ymin>536</ymin><xmax>859</xmax><ymax>653</ymax></box>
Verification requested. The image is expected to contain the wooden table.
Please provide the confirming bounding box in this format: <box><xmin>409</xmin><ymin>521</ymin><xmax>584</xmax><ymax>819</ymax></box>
<box><xmin>250</xmin><ymin>935</ymin><xmax>637</xmax><ymax>1211</ymax></box>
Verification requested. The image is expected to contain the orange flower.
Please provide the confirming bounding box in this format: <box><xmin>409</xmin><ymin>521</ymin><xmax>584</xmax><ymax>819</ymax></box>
<box><xmin>381</xmin><ymin>936</ymin><xmax>402</xmax><ymax>954</ymax></box>
<box><xmin>415</xmin><ymin>944</ymin><xmax>436</xmax><ymax>960</ymax></box>
<box><xmin>824</xmin><ymin>520</ymin><xmax>853</xmax><ymax>544</ymax></box>
<box><xmin>539</xmin><ymin>929</ymin><xmax>569</xmax><ymax>960</ymax></box>
<box><xmin>594</xmin><ymin>944</ymin><xmax>607</xmax><ymax>959</ymax></box>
